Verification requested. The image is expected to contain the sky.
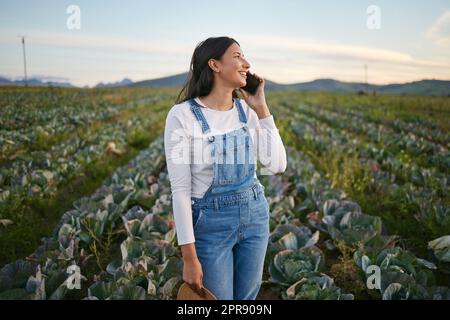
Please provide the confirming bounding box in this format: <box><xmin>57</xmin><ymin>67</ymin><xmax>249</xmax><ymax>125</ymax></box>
<box><xmin>0</xmin><ymin>0</ymin><xmax>449</xmax><ymax>87</ymax></box>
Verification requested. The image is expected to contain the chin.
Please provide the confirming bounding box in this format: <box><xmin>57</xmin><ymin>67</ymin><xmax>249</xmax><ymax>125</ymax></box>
<box><xmin>229</xmin><ymin>76</ymin><xmax>246</xmax><ymax>88</ymax></box>
<box><xmin>237</xmin><ymin>78</ymin><xmax>246</xmax><ymax>87</ymax></box>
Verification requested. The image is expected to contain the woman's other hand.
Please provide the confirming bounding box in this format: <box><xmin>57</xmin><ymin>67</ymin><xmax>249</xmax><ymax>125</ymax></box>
<box><xmin>183</xmin><ymin>257</ymin><xmax>205</xmax><ymax>296</ymax></box>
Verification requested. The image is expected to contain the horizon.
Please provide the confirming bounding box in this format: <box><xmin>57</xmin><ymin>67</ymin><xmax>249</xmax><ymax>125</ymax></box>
<box><xmin>1</xmin><ymin>0</ymin><xmax>449</xmax><ymax>87</ymax></box>
<box><xmin>2</xmin><ymin>71</ymin><xmax>449</xmax><ymax>89</ymax></box>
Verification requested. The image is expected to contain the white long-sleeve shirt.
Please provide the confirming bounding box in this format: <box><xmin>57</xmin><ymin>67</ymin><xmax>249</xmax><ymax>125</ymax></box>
<box><xmin>164</xmin><ymin>97</ymin><xmax>287</xmax><ymax>245</ymax></box>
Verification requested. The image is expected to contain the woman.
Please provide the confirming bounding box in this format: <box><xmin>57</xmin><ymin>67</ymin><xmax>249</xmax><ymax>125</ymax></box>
<box><xmin>164</xmin><ymin>36</ymin><xmax>287</xmax><ymax>300</ymax></box>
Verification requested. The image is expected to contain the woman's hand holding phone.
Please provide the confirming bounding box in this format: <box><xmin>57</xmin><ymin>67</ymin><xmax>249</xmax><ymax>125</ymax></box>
<box><xmin>238</xmin><ymin>72</ymin><xmax>271</xmax><ymax>119</ymax></box>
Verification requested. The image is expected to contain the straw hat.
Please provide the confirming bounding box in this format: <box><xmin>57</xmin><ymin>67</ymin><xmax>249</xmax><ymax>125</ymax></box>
<box><xmin>177</xmin><ymin>282</ymin><xmax>217</xmax><ymax>300</ymax></box>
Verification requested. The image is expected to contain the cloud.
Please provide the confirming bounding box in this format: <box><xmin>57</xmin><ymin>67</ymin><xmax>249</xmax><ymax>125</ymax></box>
<box><xmin>426</xmin><ymin>11</ymin><xmax>450</xmax><ymax>47</ymax></box>
<box><xmin>250</xmin><ymin>55</ymin><xmax>450</xmax><ymax>85</ymax></box>
<box><xmin>237</xmin><ymin>34</ymin><xmax>450</xmax><ymax>69</ymax></box>
<box><xmin>0</xmin><ymin>29</ymin><xmax>193</xmax><ymax>55</ymax></box>
<box><xmin>1</xmin><ymin>29</ymin><xmax>449</xmax><ymax>86</ymax></box>
<box><xmin>6</xmin><ymin>29</ymin><xmax>447</xmax><ymax>69</ymax></box>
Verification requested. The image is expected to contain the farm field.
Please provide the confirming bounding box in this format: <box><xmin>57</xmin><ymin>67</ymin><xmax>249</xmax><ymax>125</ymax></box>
<box><xmin>0</xmin><ymin>86</ymin><xmax>448</xmax><ymax>300</ymax></box>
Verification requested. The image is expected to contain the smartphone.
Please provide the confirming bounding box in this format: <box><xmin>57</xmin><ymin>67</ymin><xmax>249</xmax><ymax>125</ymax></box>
<box><xmin>240</xmin><ymin>71</ymin><xmax>260</xmax><ymax>95</ymax></box>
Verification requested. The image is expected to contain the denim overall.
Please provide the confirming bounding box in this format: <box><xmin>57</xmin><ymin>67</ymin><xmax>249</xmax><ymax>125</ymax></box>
<box><xmin>188</xmin><ymin>97</ymin><xmax>270</xmax><ymax>300</ymax></box>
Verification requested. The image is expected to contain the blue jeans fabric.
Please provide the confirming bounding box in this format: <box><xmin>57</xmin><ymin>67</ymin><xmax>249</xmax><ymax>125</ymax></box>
<box><xmin>188</xmin><ymin>98</ymin><xmax>270</xmax><ymax>300</ymax></box>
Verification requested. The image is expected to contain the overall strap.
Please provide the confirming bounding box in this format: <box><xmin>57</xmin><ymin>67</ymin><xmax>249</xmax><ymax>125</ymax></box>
<box><xmin>235</xmin><ymin>98</ymin><xmax>248</xmax><ymax>124</ymax></box>
<box><xmin>188</xmin><ymin>97</ymin><xmax>248</xmax><ymax>133</ymax></box>
<box><xmin>187</xmin><ymin>98</ymin><xmax>211</xmax><ymax>134</ymax></box>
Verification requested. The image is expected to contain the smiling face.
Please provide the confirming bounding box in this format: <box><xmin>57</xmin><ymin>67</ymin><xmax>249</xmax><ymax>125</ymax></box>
<box><xmin>208</xmin><ymin>42</ymin><xmax>251</xmax><ymax>89</ymax></box>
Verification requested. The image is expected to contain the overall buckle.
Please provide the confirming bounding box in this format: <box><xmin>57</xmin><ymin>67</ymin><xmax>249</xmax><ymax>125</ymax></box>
<box><xmin>251</xmin><ymin>184</ymin><xmax>258</xmax><ymax>200</ymax></box>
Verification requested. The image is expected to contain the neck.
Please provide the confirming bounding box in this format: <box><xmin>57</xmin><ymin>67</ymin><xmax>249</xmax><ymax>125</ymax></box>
<box><xmin>199</xmin><ymin>83</ymin><xmax>235</xmax><ymax>111</ymax></box>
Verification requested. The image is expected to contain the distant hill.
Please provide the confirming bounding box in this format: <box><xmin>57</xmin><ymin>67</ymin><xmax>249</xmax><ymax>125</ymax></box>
<box><xmin>130</xmin><ymin>73</ymin><xmax>187</xmax><ymax>87</ymax></box>
<box><xmin>378</xmin><ymin>80</ymin><xmax>450</xmax><ymax>96</ymax></box>
<box><xmin>130</xmin><ymin>72</ymin><xmax>286</xmax><ymax>91</ymax></box>
<box><xmin>0</xmin><ymin>76</ymin><xmax>74</xmax><ymax>87</ymax></box>
<box><xmin>128</xmin><ymin>72</ymin><xmax>450</xmax><ymax>96</ymax></box>
<box><xmin>288</xmin><ymin>78</ymin><xmax>380</xmax><ymax>93</ymax></box>
<box><xmin>2</xmin><ymin>74</ymin><xmax>449</xmax><ymax>96</ymax></box>
<box><xmin>95</xmin><ymin>78</ymin><xmax>133</xmax><ymax>88</ymax></box>
<box><xmin>289</xmin><ymin>78</ymin><xmax>450</xmax><ymax>96</ymax></box>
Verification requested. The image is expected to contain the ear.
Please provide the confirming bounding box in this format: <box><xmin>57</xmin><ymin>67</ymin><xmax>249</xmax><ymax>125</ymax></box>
<box><xmin>207</xmin><ymin>58</ymin><xmax>220</xmax><ymax>73</ymax></box>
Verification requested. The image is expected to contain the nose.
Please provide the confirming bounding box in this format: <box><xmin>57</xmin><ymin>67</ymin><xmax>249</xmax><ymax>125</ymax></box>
<box><xmin>242</xmin><ymin>57</ymin><xmax>250</xmax><ymax>69</ymax></box>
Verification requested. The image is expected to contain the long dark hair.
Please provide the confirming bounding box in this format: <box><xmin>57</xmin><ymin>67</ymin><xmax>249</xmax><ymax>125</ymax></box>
<box><xmin>175</xmin><ymin>36</ymin><xmax>240</xmax><ymax>104</ymax></box>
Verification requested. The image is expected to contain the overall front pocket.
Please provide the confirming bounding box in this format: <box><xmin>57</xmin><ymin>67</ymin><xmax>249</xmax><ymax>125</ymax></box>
<box><xmin>192</xmin><ymin>207</ymin><xmax>206</xmax><ymax>230</ymax></box>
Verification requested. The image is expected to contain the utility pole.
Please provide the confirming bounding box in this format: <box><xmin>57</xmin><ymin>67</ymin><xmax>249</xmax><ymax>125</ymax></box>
<box><xmin>21</xmin><ymin>36</ymin><xmax>28</xmax><ymax>87</ymax></box>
